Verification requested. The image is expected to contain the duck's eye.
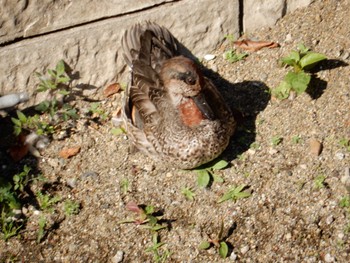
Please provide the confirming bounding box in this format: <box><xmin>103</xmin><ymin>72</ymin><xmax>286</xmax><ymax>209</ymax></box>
<box><xmin>185</xmin><ymin>76</ymin><xmax>196</xmax><ymax>85</ymax></box>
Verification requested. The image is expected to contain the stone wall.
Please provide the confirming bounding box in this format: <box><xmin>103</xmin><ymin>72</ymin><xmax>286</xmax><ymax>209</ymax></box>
<box><xmin>0</xmin><ymin>0</ymin><xmax>313</xmax><ymax>105</ymax></box>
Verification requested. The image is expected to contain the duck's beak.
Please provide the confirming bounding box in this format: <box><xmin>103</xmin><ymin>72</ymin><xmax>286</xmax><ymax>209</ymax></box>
<box><xmin>192</xmin><ymin>94</ymin><xmax>215</xmax><ymax>120</ymax></box>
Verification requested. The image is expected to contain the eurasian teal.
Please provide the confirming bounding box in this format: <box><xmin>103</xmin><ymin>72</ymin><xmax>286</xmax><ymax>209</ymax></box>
<box><xmin>121</xmin><ymin>22</ymin><xmax>236</xmax><ymax>169</ymax></box>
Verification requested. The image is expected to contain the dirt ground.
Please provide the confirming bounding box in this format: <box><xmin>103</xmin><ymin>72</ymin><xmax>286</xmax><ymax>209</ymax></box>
<box><xmin>1</xmin><ymin>0</ymin><xmax>350</xmax><ymax>262</ymax></box>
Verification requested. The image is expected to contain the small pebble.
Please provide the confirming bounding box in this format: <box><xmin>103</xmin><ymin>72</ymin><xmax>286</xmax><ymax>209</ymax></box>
<box><xmin>335</xmin><ymin>151</ymin><xmax>345</xmax><ymax>160</ymax></box>
<box><xmin>240</xmin><ymin>245</ymin><xmax>249</xmax><ymax>254</ymax></box>
<box><xmin>341</xmin><ymin>51</ymin><xmax>349</xmax><ymax>60</ymax></box>
<box><xmin>326</xmin><ymin>215</ymin><xmax>334</xmax><ymax>225</ymax></box>
<box><xmin>230</xmin><ymin>251</ymin><xmax>238</xmax><ymax>260</ymax></box>
<box><xmin>285</xmin><ymin>33</ymin><xmax>292</xmax><ymax>42</ymax></box>
<box><xmin>81</xmin><ymin>171</ymin><xmax>98</xmax><ymax>180</ymax></box>
<box><xmin>309</xmin><ymin>138</ymin><xmax>322</xmax><ymax>156</ymax></box>
<box><xmin>111</xmin><ymin>250</ymin><xmax>124</xmax><ymax>263</ymax></box>
<box><xmin>203</xmin><ymin>54</ymin><xmax>216</xmax><ymax>61</ymax></box>
<box><xmin>143</xmin><ymin>164</ymin><xmax>154</xmax><ymax>172</ymax></box>
<box><xmin>66</xmin><ymin>178</ymin><xmax>77</xmax><ymax>188</ymax></box>
<box><xmin>285</xmin><ymin>232</ymin><xmax>292</xmax><ymax>240</ymax></box>
<box><xmin>324</xmin><ymin>253</ymin><xmax>335</xmax><ymax>263</ymax></box>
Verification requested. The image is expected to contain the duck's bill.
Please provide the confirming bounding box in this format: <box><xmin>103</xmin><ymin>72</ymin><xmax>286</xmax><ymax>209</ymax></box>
<box><xmin>192</xmin><ymin>94</ymin><xmax>215</xmax><ymax>120</ymax></box>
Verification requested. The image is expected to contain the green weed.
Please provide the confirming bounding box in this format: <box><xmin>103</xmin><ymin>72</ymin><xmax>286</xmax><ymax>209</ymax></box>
<box><xmin>273</xmin><ymin>44</ymin><xmax>327</xmax><ymax>99</ymax></box>
<box><xmin>195</xmin><ymin>159</ymin><xmax>228</xmax><ymax>188</ymax></box>
<box><xmin>218</xmin><ymin>185</ymin><xmax>251</xmax><ymax>203</ymax></box>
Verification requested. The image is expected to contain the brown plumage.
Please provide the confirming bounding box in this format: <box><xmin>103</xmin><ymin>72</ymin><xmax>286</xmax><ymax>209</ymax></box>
<box><xmin>121</xmin><ymin>22</ymin><xmax>236</xmax><ymax>169</ymax></box>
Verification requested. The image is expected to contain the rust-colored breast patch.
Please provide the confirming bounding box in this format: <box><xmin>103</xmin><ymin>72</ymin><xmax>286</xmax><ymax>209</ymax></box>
<box><xmin>179</xmin><ymin>98</ymin><xmax>205</xmax><ymax>127</ymax></box>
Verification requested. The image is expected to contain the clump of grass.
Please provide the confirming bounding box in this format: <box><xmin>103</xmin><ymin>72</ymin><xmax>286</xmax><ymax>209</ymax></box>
<box><xmin>272</xmin><ymin>44</ymin><xmax>327</xmax><ymax>100</ymax></box>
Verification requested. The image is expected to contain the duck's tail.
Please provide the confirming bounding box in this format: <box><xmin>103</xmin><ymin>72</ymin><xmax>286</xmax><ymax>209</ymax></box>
<box><xmin>121</xmin><ymin>21</ymin><xmax>180</xmax><ymax>71</ymax></box>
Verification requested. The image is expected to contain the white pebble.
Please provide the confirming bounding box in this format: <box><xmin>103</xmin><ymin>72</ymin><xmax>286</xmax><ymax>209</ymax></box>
<box><xmin>230</xmin><ymin>251</ymin><xmax>238</xmax><ymax>260</ymax></box>
<box><xmin>203</xmin><ymin>54</ymin><xmax>216</xmax><ymax>61</ymax></box>
<box><xmin>326</xmin><ymin>215</ymin><xmax>334</xmax><ymax>225</ymax></box>
<box><xmin>324</xmin><ymin>253</ymin><xmax>335</xmax><ymax>262</ymax></box>
<box><xmin>240</xmin><ymin>245</ymin><xmax>249</xmax><ymax>254</ymax></box>
<box><xmin>335</xmin><ymin>152</ymin><xmax>345</xmax><ymax>160</ymax></box>
<box><xmin>111</xmin><ymin>250</ymin><xmax>124</xmax><ymax>263</ymax></box>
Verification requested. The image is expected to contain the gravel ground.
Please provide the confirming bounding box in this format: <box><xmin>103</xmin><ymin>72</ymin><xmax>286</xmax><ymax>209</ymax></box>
<box><xmin>1</xmin><ymin>0</ymin><xmax>350</xmax><ymax>262</ymax></box>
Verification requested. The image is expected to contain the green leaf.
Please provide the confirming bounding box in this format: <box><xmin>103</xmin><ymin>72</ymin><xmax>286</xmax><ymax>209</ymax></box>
<box><xmin>300</xmin><ymin>52</ymin><xmax>327</xmax><ymax>70</ymax></box>
<box><xmin>11</xmin><ymin>117</ymin><xmax>21</xmax><ymax>127</ymax></box>
<box><xmin>111</xmin><ymin>127</ymin><xmax>126</xmax><ymax>135</ymax></box>
<box><xmin>16</xmin><ymin>111</ymin><xmax>27</xmax><ymax>123</ymax></box>
<box><xmin>272</xmin><ymin>81</ymin><xmax>291</xmax><ymax>100</ymax></box>
<box><xmin>211</xmin><ymin>160</ymin><xmax>229</xmax><ymax>170</ymax></box>
<box><xmin>199</xmin><ymin>241</ymin><xmax>211</xmax><ymax>250</ymax></box>
<box><xmin>145</xmin><ymin>205</ymin><xmax>154</xmax><ymax>215</ymax></box>
<box><xmin>57</xmin><ymin>76</ymin><xmax>71</xmax><ymax>84</ymax></box>
<box><xmin>35</xmin><ymin>101</ymin><xmax>50</xmax><ymax>112</ymax></box>
<box><xmin>219</xmin><ymin>242</ymin><xmax>229</xmax><ymax>258</ymax></box>
<box><xmin>196</xmin><ymin>170</ymin><xmax>210</xmax><ymax>188</ymax></box>
<box><xmin>289</xmin><ymin>50</ymin><xmax>300</xmax><ymax>62</ymax></box>
<box><xmin>181</xmin><ymin>187</ymin><xmax>195</xmax><ymax>201</ymax></box>
<box><xmin>55</xmin><ymin>60</ymin><xmax>66</xmax><ymax>76</ymax></box>
<box><xmin>297</xmin><ymin>43</ymin><xmax>309</xmax><ymax>54</ymax></box>
<box><xmin>280</xmin><ymin>57</ymin><xmax>296</xmax><ymax>67</ymax></box>
<box><xmin>285</xmin><ymin>71</ymin><xmax>311</xmax><ymax>94</ymax></box>
<box><xmin>212</xmin><ymin>174</ymin><xmax>224</xmax><ymax>183</ymax></box>
<box><xmin>58</xmin><ymin>89</ymin><xmax>70</xmax><ymax>96</ymax></box>
<box><xmin>47</xmin><ymin>69</ymin><xmax>56</xmax><ymax>78</ymax></box>
<box><xmin>218</xmin><ymin>185</ymin><xmax>251</xmax><ymax>203</ymax></box>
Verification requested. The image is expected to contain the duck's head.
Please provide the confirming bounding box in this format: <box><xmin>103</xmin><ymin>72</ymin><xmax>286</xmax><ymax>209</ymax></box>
<box><xmin>160</xmin><ymin>56</ymin><xmax>215</xmax><ymax>126</ymax></box>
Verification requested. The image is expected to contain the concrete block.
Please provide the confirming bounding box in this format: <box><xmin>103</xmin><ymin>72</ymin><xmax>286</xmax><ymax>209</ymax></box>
<box><xmin>0</xmin><ymin>0</ymin><xmax>239</xmax><ymax>107</ymax></box>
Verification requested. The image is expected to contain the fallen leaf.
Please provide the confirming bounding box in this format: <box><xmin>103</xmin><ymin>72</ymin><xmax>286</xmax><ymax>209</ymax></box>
<box><xmin>59</xmin><ymin>146</ymin><xmax>81</xmax><ymax>159</ymax></box>
<box><xmin>234</xmin><ymin>39</ymin><xmax>280</xmax><ymax>52</ymax></box>
<box><xmin>103</xmin><ymin>83</ymin><xmax>121</xmax><ymax>97</ymax></box>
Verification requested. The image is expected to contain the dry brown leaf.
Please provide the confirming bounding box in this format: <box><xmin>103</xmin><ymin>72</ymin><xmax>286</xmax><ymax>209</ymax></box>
<box><xmin>233</xmin><ymin>39</ymin><xmax>280</xmax><ymax>52</ymax></box>
<box><xmin>103</xmin><ymin>83</ymin><xmax>121</xmax><ymax>97</ymax></box>
<box><xmin>8</xmin><ymin>133</ymin><xmax>29</xmax><ymax>161</ymax></box>
<box><xmin>59</xmin><ymin>146</ymin><xmax>81</xmax><ymax>159</ymax></box>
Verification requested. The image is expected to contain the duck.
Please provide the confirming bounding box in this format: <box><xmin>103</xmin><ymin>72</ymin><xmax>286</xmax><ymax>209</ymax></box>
<box><xmin>121</xmin><ymin>22</ymin><xmax>236</xmax><ymax>169</ymax></box>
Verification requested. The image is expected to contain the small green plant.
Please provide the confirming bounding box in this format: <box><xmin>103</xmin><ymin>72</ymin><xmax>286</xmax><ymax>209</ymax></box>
<box><xmin>223</xmin><ymin>34</ymin><xmax>248</xmax><ymax>63</ymax></box>
<box><xmin>292</xmin><ymin>135</ymin><xmax>302</xmax><ymax>144</ymax></box>
<box><xmin>119</xmin><ymin>202</ymin><xmax>166</xmax><ymax>232</ymax></box>
<box><xmin>37</xmin><ymin>216</ymin><xmax>47</xmax><ymax>243</ymax></box>
<box><xmin>63</xmin><ymin>200</ymin><xmax>80</xmax><ymax>216</ymax></box>
<box><xmin>36</xmin><ymin>191</ymin><xmax>61</xmax><ymax>212</ymax></box>
<box><xmin>271</xmin><ymin>136</ymin><xmax>283</xmax><ymax>146</ymax></box>
<box><xmin>339</xmin><ymin>138</ymin><xmax>350</xmax><ymax>152</ymax></box>
<box><xmin>181</xmin><ymin>187</ymin><xmax>196</xmax><ymax>201</ymax></box>
<box><xmin>314</xmin><ymin>175</ymin><xmax>326</xmax><ymax>189</ymax></box>
<box><xmin>195</xmin><ymin>159</ymin><xmax>228</xmax><ymax>188</ymax></box>
<box><xmin>0</xmin><ymin>209</ymin><xmax>23</xmax><ymax>241</ymax></box>
<box><xmin>339</xmin><ymin>196</ymin><xmax>350</xmax><ymax>209</ymax></box>
<box><xmin>224</xmin><ymin>50</ymin><xmax>248</xmax><ymax>63</ymax></box>
<box><xmin>145</xmin><ymin>233</ymin><xmax>171</xmax><ymax>263</ymax></box>
<box><xmin>273</xmin><ymin>44</ymin><xmax>327</xmax><ymax>99</ymax></box>
<box><xmin>119</xmin><ymin>178</ymin><xmax>130</xmax><ymax>194</ymax></box>
<box><xmin>249</xmin><ymin>142</ymin><xmax>260</xmax><ymax>150</ymax></box>
<box><xmin>13</xmin><ymin>165</ymin><xmax>31</xmax><ymax>192</ymax></box>
<box><xmin>218</xmin><ymin>185</ymin><xmax>251</xmax><ymax>203</ymax></box>
<box><xmin>11</xmin><ymin>111</ymin><xmax>54</xmax><ymax>136</ymax></box>
<box><xmin>35</xmin><ymin>60</ymin><xmax>78</xmax><ymax>122</ymax></box>
<box><xmin>199</xmin><ymin>220</ymin><xmax>230</xmax><ymax>259</ymax></box>
<box><xmin>88</xmin><ymin>102</ymin><xmax>108</xmax><ymax>121</ymax></box>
